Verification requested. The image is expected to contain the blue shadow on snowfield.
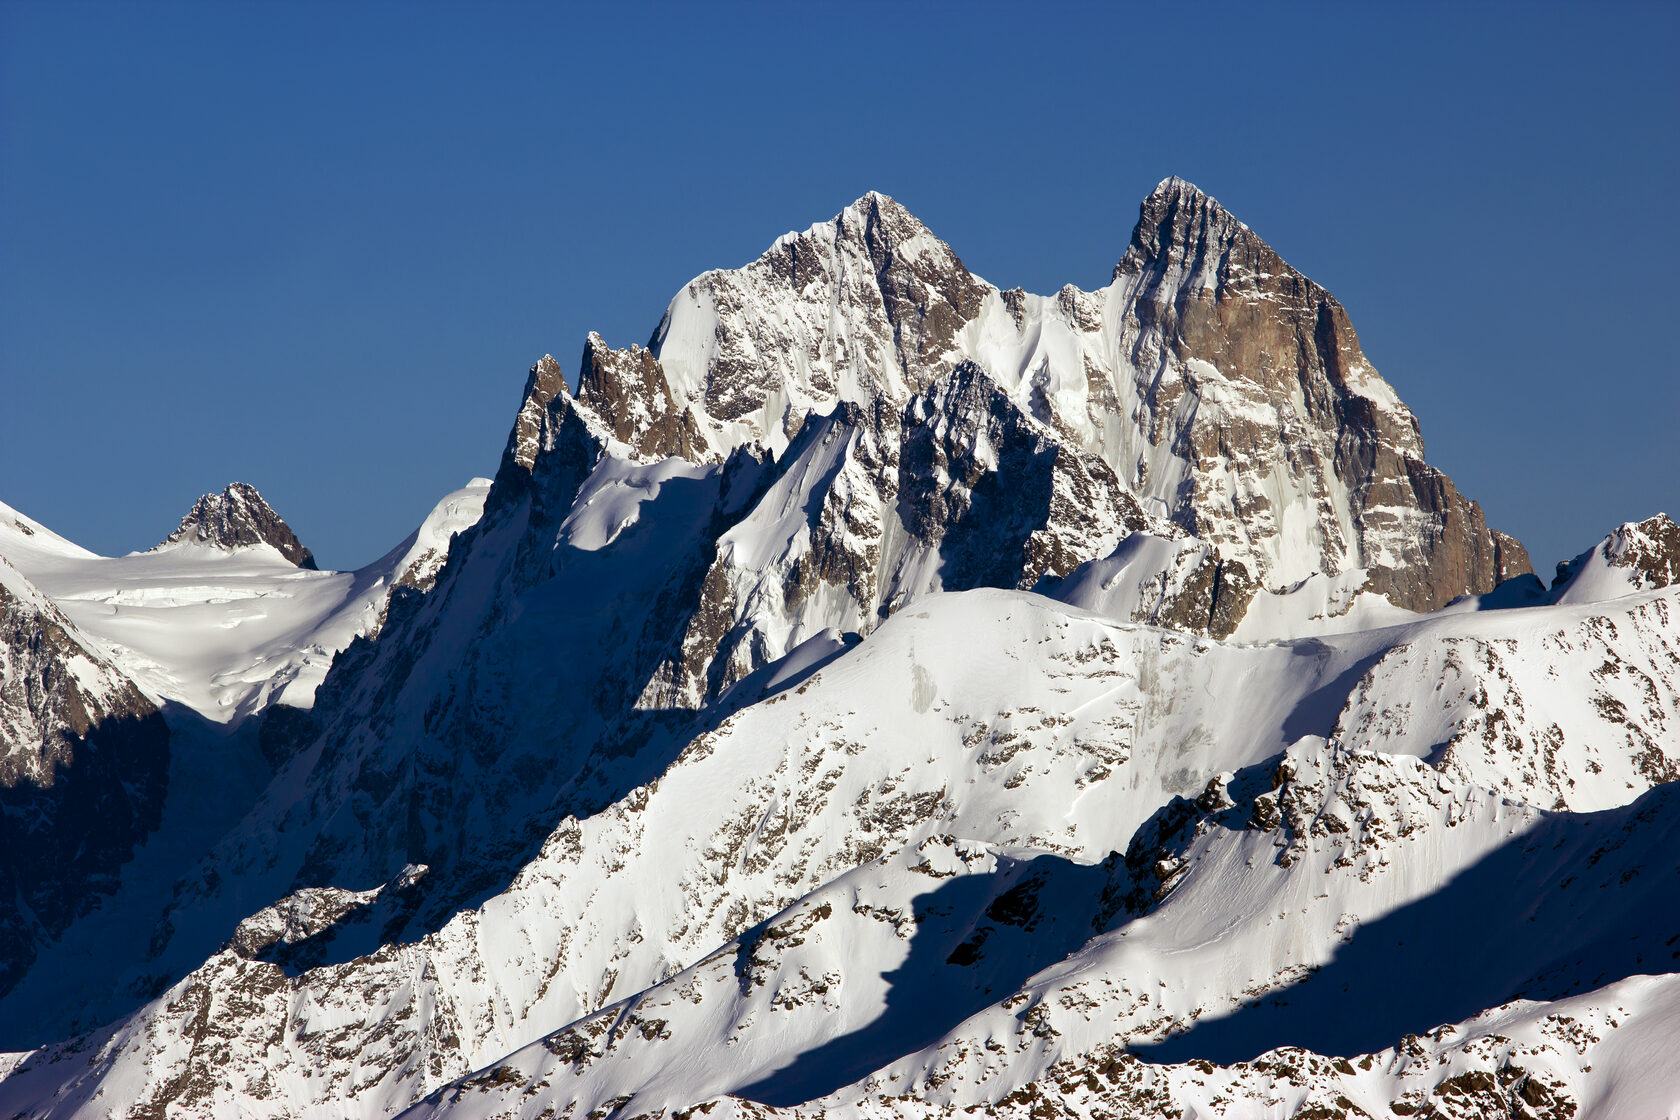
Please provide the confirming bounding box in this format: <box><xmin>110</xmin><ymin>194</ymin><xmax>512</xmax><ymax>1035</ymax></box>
<box><xmin>1137</xmin><ymin>780</ymin><xmax>1680</xmax><ymax>1063</ymax></box>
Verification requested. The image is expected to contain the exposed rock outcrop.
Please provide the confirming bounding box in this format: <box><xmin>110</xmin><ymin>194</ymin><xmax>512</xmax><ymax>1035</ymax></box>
<box><xmin>576</xmin><ymin>333</ymin><xmax>710</xmax><ymax>463</ymax></box>
<box><xmin>1113</xmin><ymin>177</ymin><xmax>1530</xmax><ymax>612</ymax></box>
<box><xmin>596</xmin><ymin>180</ymin><xmax>1529</xmax><ymax>625</ymax></box>
<box><xmin>156</xmin><ymin>481</ymin><xmax>315</xmax><ymax>567</ymax></box>
<box><xmin>1556</xmin><ymin>512</ymin><xmax>1680</xmax><ymax>591</ymax></box>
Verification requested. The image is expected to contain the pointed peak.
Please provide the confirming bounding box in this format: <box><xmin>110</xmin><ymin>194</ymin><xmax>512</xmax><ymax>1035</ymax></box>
<box><xmin>1149</xmin><ymin>175</ymin><xmax>1212</xmax><ymax>202</ymax></box>
<box><xmin>846</xmin><ymin>189</ymin><xmax>906</xmax><ymax>216</ymax></box>
<box><xmin>157</xmin><ymin>482</ymin><xmax>315</xmax><ymax>567</ymax></box>
<box><xmin>740</xmin><ymin>190</ymin><xmax>964</xmax><ymax>290</ymax></box>
<box><xmin>827</xmin><ymin>190</ymin><xmax>932</xmax><ymax>243</ymax></box>
<box><xmin>498</xmin><ymin>355</ymin><xmax>572</xmax><ymax>475</ymax></box>
<box><xmin>532</xmin><ymin>353</ymin><xmax>566</xmax><ymax>385</ymax></box>
<box><xmin>1139</xmin><ymin>175</ymin><xmax>1244</xmax><ymax>229</ymax></box>
<box><xmin>1116</xmin><ymin>176</ymin><xmax>1265</xmax><ymax>283</ymax></box>
<box><xmin>484</xmin><ymin>351</ymin><xmax>620</xmax><ymax>529</ymax></box>
<box><xmin>716</xmin><ymin>191</ymin><xmax>953</xmax><ymax>284</ymax></box>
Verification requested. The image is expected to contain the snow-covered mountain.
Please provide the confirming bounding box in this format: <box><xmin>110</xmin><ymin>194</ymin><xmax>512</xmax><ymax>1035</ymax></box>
<box><xmin>0</xmin><ymin>181</ymin><xmax>1674</xmax><ymax>1119</ymax></box>
<box><xmin>1</xmin><ymin>481</ymin><xmax>489</xmax><ymax>724</ymax></box>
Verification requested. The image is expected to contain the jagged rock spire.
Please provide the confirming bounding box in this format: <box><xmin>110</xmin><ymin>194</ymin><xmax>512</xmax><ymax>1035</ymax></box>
<box><xmin>1117</xmin><ymin>175</ymin><xmax>1265</xmax><ymax>285</ymax></box>
<box><xmin>156</xmin><ymin>482</ymin><xmax>315</xmax><ymax>568</ymax></box>
<box><xmin>576</xmin><ymin>333</ymin><xmax>708</xmax><ymax>463</ymax></box>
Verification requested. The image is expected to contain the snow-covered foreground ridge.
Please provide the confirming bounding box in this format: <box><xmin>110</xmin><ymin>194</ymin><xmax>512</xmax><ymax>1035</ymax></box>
<box><xmin>1</xmin><ymin>180</ymin><xmax>1677</xmax><ymax>1118</ymax></box>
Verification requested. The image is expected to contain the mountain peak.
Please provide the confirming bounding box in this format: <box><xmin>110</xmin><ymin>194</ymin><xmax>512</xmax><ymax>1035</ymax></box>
<box><xmin>1148</xmin><ymin>174</ymin><xmax>1211</xmax><ymax>202</ymax></box>
<box><xmin>1117</xmin><ymin>175</ymin><xmax>1259</xmax><ymax>284</ymax></box>
<box><xmin>1141</xmin><ymin>174</ymin><xmax>1234</xmax><ymax>217</ymax></box>
<box><xmin>156</xmin><ymin>482</ymin><xmax>315</xmax><ymax>568</ymax></box>
<box><xmin>843</xmin><ymin>188</ymin><xmax>906</xmax><ymax>218</ymax></box>
<box><xmin>1554</xmin><ymin>511</ymin><xmax>1680</xmax><ymax>595</ymax></box>
<box><xmin>822</xmin><ymin>189</ymin><xmax>937</xmax><ymax>251</ymax></box>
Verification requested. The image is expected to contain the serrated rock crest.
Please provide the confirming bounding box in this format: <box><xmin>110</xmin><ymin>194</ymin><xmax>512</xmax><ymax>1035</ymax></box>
<box><xmin>157</xmin><ymin>481</ymin><xmax>315</xmax><ymax>567</ymax></box>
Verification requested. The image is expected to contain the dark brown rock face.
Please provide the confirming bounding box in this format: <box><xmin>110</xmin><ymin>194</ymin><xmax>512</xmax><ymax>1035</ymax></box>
<box><xmin>158</xmin><ymin>481</ymin><xmax>315</xmax><ymax>568</ymax></box>
<box><xmin>576</xmin><ymin>334</ymin><xmax>710</xmax><ymax>463</ymax></box>
<box><xmin>1160</xmin><ymin>550</ymin><xmax>1258</xmax><ymax>640</ymax></box>
<box><xmin>854</xmin><ymin>192</ymin><xmax>990</xmax><ymax>377</ymax></box>
<box><xmin>1117</xmin><ymin>179</ymin><xmax>1365</xmax><ymax>391</ymax></box>
<box><xmin>1354</xmin><ymin>463</ymin><xmax>1528</xmax><ymax>613</ymax></box>
<box><xmin>1491</xmin><ymin>531</ymin><xmax>1534</xmax><ymax>584</ymax></box>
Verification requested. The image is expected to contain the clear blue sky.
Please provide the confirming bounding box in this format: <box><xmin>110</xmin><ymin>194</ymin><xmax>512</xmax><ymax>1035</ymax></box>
<box><xmin>3</xmin><ymin>1</ymin><xmax>1676</xmax><ymax>574</ymax></box>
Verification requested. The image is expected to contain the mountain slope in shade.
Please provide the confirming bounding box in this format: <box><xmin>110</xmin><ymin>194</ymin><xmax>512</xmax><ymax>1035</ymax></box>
<box><xmin>0</xmin><ymin>182</ymin><xmax>1671</xmax><ymax>1120</ymax></box>
<box><xmin>0</xmin><ymin>557</ymin><xmax>169</xmax><ymax>996</ymax></box>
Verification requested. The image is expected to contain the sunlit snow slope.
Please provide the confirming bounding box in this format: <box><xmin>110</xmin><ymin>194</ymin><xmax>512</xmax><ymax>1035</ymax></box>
<box><xmin>0</xmin><ymin>480</ymin><xmax>488</xmax><ymax>722</ymax></box>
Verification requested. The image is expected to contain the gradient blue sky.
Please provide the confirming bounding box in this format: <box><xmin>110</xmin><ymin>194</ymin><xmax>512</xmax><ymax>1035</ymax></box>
<box><xmin>3</xmin><ymin>1</ymin><xmax>1676</xmax><ymax>574</ymax></box>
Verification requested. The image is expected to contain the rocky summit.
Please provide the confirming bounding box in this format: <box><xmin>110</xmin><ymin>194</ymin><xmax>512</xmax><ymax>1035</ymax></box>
<box><xmin>156</xmin><ymin>480</ymin><xmax>317</xmax><ymax>568</ymax></box>
<box><xmin>0</xmin><ymin>181</ymin><xmax>1674</xmax><ymax>1119</ymax></box>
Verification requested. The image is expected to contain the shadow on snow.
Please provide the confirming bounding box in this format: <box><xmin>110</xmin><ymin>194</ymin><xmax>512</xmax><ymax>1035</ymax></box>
<box><xmin>1136</xmin><ymin>780</ymin><xmax>1680</xmax><ymax>1064</ymax></box>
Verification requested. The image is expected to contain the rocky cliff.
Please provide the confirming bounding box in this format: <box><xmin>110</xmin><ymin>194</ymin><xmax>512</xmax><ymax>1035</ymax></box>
<box><xmin>156</xmin><ymin>481</ymin><xmax>316</xmax><ymax>567</ymax></box>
